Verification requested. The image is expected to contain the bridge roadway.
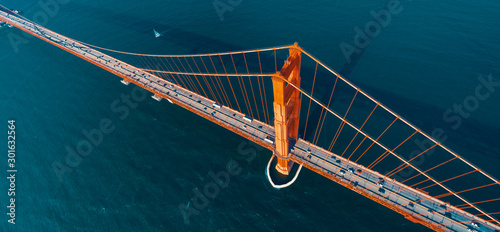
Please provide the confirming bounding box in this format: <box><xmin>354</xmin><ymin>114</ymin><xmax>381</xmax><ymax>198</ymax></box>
<box><xmin>2</xmin><ymin>9</ymin><xmax>499</xmax><ymax>232</ymax></box>
<box><xmin>291</xmin><ymin>141</ymin><xmax>500</xmax><ymax>232</ymax></box>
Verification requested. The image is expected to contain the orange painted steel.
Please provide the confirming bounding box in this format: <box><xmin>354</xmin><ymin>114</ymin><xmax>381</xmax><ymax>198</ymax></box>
<box><xmin>385</xmin><ymin>144</ymin><xmax>439</xmax><ymax>178</ymax></box>
<box><xmin>477</xmin><ymin>212</ymin><xmax>500</xmax><ymax>216</ymax></box>
<box><xmin>434</xmin><ymin>183</ymin><xmax>497</xmax><ymax>199</ymax></box>
<box><xmin>340</xmin><ymin>104</ymin><xmax>378</xmax><ymax>158</ymax></box>
<box><xmin>167</xmin><ymin>57</ymin><xmax>190</xmax><ymax>90</ymax></box>
<box><xmin>75</xmin><ymin>38</ymin><xmax>294</xmax><ymax>58</ymax></box>
<box><xmin>347</xmin><ymin>127</ymin><xmax>417</xmax><ymax>186</ymax></box>
<box><xmin>271</xmin><ymin>43</ymin><xmax>302</xmax><ymax>175</ymax></box>
<box><xmin>419</xmin><ymin>169</ymin><xmax>478</xmax><ymax>190</ymax></box>
<box><xmin>368</xmin><ymin>131</ymin><xmax>419</xmax><ymax>170</ymax></box>
<box><xmin>198</xmin><ymin>56</ymin><xmax>225</xmax><ymax>105</ymax></box>
<box><xmin>328</xmin><ymin>90</ymin><xmax>358</xmax><ymax>151</ymax></box>
<box><xmin>456</xmin><ymin>198</ymin><xmax>500</xmax><ymax>208</ymax></box>
<box><xmin>163</xmin><ymin>57</ymin><xmax>188</xmax><ymax>89</ymax></box>
<box><xmin>242</xmin><ymin>52</ymin><xmax>260</xmax><ymax>122</ymax></box>
<box><xmin>208</xmin><ymin>55</ymin><xmax>232</xmax><ymax>109</ymax></box>
<box><xmin>271</xmin><ymin>76</ymin><xmax>290</xmax><ymax>174</ymax></box>
<box><xmin>301</xmin><ymin>63</ymin><xmax>318</xmax><ymax>139</ymax></box>
<box><xmin>230</xmin><ymin>53</ymin><xmax>254</xmax><ymax>118</ymax></box>
<box><xmin>219</xmin><ymin>54</ymin><xmax>241</xmax><ymax>113</ymax></box>
<box><xmin>355</xmin><ymin>117</ymin><xmax>399</xmax><ymax>164</ymax></box>
<box><xmin>401</xmin><ymin>157</ymin><xmax>458</xmax><ymax>184</ymax></box>
<box><xmin>312</xmin><ymin>75</ymin><xmax>338</xmax><ymax>145</ymax></box>
<box><xmin>321</xmin><ymin>89</ymin><xmax>359</xmax><ymax>170</ymax></box>
<box><xmin>190</xmin><ymin>56</ymin><xmax>217</xmax><ymax>103</ymax></box>
<box><xmin>257</xmin><ymin>51</ymin><xmax>271</xmax><ymax>125</ymax></box>
<box><xmin>183</xmin><ymin>56</ymin><xmax>209</xmax><ymax>99</ymax></box>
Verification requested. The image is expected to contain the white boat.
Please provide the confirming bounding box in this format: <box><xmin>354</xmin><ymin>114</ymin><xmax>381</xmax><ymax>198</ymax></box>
<box><xmin>153</xmin><ymin>29</ymin><xmax>162</xmax><ymax>38</ymax></box>
<box><xmin>152</xmin><ymin>95</ymin><xmax>161</xmax><ymax>101</ymax></box>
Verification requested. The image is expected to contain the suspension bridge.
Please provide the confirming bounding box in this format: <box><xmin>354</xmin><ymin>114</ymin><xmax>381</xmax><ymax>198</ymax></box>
<box><xmin>1</xmin><ymin>6</ymin><xmax>499</xmax><ymax>232</ymax></box>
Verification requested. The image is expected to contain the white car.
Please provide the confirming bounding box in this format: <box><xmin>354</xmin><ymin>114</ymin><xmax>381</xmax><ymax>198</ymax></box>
<box><xmin>377</xmin><ymin>181</ymin><xmax>385</xmax><ymax>187</ymax></box>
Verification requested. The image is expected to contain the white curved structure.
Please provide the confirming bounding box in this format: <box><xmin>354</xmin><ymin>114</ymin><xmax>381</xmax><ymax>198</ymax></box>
<box><xmin>266</xmin><ymin>154</ymin><xmax>303</xmax><ymax>189</ymax></box>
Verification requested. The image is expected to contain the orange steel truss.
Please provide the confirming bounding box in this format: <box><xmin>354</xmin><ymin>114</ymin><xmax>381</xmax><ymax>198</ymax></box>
<box><xmin>272</xmin><ymin>43</ymin><xmax>302</xmax><ymax>175</ymax></box>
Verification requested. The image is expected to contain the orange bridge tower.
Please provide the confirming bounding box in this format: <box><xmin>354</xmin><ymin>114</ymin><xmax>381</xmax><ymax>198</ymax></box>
<box><xmin>272</xmin><ymin>43</ymin><xmax>302</xmax><ymax>175</ymax></box>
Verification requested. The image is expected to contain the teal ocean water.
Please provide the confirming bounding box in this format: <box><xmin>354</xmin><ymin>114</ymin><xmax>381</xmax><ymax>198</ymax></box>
<box><xmin>1</xmin><ymin>0</ymin><xmax>499</xmax><ymax>231</ymax></box>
